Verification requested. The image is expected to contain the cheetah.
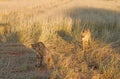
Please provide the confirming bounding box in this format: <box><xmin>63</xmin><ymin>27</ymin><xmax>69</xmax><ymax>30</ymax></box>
<box><xmin>31</xmin><ymin>42</ymin><xmax>54</xmax><ymax>69</ymax></box>
<box><xmin>31</xmin><ymin>42</ymin><xmax>46</xmax><ymax>67</ymax></box>
<box><xmin>81</xmin><ymin>29</ymin><xmax>91</xmax><ymax>51</ymax></box>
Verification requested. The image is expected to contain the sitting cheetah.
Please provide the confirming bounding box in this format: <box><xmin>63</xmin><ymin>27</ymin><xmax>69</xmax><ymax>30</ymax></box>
<box><xmin>31</xmin><ymin>42</ymin><xmax>54</xmax><ymax>69</ymax></box>
<box><xmin>81</xmin><ymin>29</ymin><xmax>91</xmax><ymax>51</ymax></box>
<box><xmin>31</xmin><ymin>42</ymin><xmax>46</xmax><ymax>67</ymax></box>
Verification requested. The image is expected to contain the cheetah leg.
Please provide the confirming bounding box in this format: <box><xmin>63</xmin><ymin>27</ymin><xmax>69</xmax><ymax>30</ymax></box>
<box><xmin>35</xmin><ymin>55</ymin><xmax>43</xmax><ymax>67</ymax></box>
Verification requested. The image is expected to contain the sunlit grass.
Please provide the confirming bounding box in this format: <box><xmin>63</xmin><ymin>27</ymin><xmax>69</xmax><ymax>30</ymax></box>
<box><xmin>0</xmin><ymin>0</ymin><xmax>120</xmax><ymax>79</ymax></box>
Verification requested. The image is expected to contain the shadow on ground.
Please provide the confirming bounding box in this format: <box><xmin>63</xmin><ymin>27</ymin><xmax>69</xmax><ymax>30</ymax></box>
<box><xmin>57</xmin><ymin>30</ymin><xmax>73</xmax><ymax>43</ymax></box>
<box><xmin>0</xmin><ymin>23</ymin><xmax>41</xmax><ymax>78</ymax></box>
<box><xmin>65</xmin><ymin>7</ymin><xmax>120</xmax><ymax>43</ymax></box>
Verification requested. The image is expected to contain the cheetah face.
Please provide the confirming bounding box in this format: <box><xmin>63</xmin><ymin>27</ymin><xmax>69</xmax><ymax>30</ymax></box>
<box><xmin>31</xmin><ymin>42</ymin><xmax>45</xmax><ymax>52</ymax></box>
<box><xmin>82</xmin><ymin>29</ymin><xmax>89</xmax><ymax>37</ymax></box>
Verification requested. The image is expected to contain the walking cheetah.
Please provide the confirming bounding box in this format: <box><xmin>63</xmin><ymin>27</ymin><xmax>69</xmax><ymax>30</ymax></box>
<box><xmin>81</xmin><ymin>29</ymin><xmax>91</xmax><ymax>51</ymax></box>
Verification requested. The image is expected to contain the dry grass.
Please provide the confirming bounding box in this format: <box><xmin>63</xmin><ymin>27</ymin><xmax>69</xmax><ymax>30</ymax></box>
<box><xmin>0</xmin><ymin>0</ymin><xmax>120</xmax><ymax>79</ymax></box>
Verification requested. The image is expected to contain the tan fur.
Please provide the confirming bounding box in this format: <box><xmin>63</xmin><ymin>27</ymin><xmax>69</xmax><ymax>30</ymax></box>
<box><xmin>81</xmin><ymin>29</ymin><xmax>91</xmax><ymax>51</ymax></box>
<box><xmin>44</xmin><ymin>53</ymin><xmax>54</xmax><ymax>69</ymax></box>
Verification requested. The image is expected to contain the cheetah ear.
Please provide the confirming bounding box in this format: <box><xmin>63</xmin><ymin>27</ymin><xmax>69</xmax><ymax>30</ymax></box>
<box><xmin>82</xmin><ymin>29</ymin><xmax>86</xmax><ymax>33</ymax></box>
<box><xmin>83</xmin><ymin>29</ymin><xmax>89</xmax><ymax>32</ymax></box>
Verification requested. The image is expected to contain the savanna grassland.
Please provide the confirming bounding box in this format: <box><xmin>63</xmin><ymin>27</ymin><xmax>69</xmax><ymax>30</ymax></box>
<box><xmin>0</xmin><ymin>0</ymin><xmax>120</xmax><ymax>79</ymax></box>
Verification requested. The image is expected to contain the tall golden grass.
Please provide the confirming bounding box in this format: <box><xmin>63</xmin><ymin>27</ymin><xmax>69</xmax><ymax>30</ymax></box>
<box><xmin>0</xmin><ymin>0</ymin><xmax>120</xmax><ymax>79</ymax></box>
